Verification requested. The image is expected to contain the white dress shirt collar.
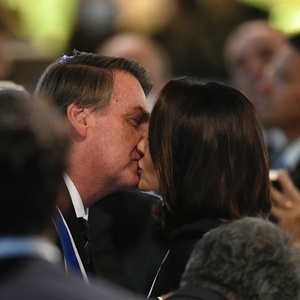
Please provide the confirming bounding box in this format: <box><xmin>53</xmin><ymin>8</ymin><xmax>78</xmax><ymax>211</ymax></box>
<box><xmin>63</xmin><ymin>173</ymin><xmax>88</xmax><ymax>220</ymax></box>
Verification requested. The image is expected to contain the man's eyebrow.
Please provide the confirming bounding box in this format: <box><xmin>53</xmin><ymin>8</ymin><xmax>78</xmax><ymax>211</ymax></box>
<box><xmin>134</xmin><ymin>106</ymin><xmax>151</xmax><ymax>120</ymax></box>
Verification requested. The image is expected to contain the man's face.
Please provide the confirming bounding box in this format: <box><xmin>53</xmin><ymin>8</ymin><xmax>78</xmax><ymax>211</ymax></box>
<box><xmin>263</xmin><ymin>45</ymin><xmax>300</xmax><ymax>140</ymax></box>
<box><xmin>86</xmin><ymin>71</ymin><xmax>150</xmax><ymax>197</ymax></box>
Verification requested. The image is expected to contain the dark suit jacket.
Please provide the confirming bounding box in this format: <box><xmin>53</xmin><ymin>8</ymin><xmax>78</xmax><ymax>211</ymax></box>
<box><xmin>55</xmin><ymin>181</ymin><xmax>96</xmax><ymax>277</ymax></box>
<box><xmin>0</xmin><ymin>256</ymin><xmax>143</xmax><ymax>300</ymax></box>
<box><xmin>168</xmin><ymin>285</ymin><xmax>226</xmax><ymax>300</ymax></box>
<box><xmin>62</xmin><ymin>201</ymin><xmax>96</xmax><ymax>275</ymax></box>
<box><xmin>89</xmin><ymin>190</ymin><xmax>169</xmax><ymax>295</ymax></box>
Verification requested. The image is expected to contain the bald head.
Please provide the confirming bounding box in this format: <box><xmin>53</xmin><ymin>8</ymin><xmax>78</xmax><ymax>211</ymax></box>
<box><xmin>98</xmin><ymin>32</ymin><xmax>170</xmax><ymax>103</ymax></box>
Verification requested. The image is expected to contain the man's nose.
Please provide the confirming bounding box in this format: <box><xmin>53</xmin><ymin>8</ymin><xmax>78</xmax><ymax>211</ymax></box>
<box><xmin>259</xmin><ymin>72</ymin><xmax>274</xmax><ymax>97</ymax></box>
<box><xmin>246</xmin><ymin>57</ymin><xmax>264</xmax><ymax>78</ymax></box>
<box><xmin>137</xmin><ymin>138</ymin><xmax>145</xmax><ymax>157</ymax></box>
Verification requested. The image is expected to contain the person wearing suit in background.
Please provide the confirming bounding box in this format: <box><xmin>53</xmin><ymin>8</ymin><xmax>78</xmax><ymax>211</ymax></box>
<box><xmin>97</xmin><ymin>32</ymin><xmax>171</xmax><ymax>110</ymax></box>
<box><xmin>0</xmin><ymin>89</ymin><xmax>143</xmax><ymax>300</ymax></box>
<box><xmin>261</xmin><ymin>33</ymin><xmax>300</xmax><ymax>187</ymax></box>
<box><xmin>167</xmin><ymin>217</ymin><xmax>300</xmax><ymax>300</ymax></box>
<box><xmin>136</xmin><ymin>77</ymin><xmax>272</xmax><ymax>297</ymax></box>
<box><xmin>224</xmin><ymin>20</ymin><xmax>287</xmax><ymax>166</ymax></box>
<box><xmin>34</xmin><ymin>51</ymin><xmax>152</xmax><ymax>282</ymax></box>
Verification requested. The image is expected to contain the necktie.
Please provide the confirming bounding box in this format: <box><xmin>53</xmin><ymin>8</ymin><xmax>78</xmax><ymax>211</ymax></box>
<box><xmin>77</xmin><ymin>217</ymin><xmax>92</xmax><ymax>266</ymax></box>
<box><xmin>53</xmin><ymin>207</ymin><xmax>88</xmax><ymax>282</ymax></box>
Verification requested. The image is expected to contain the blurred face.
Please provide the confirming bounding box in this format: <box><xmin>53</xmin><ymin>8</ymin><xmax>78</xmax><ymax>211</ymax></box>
<box><xmin>262</xmin><ymin>45</ymin><xmax>300</xmax><ymax>141</ymax></box>
<box><xmin>83</xmin><ymin>71</ymin><xmax>150</xmax><ymax>200</ymax></box>
<box><xmin>137</xmin><ymin>138</ymin><xmax>160</xmax><ymax>192</ymax></box>
<box><xmin>228</xmin><ymin>28</ymin><xmax>284</xmax><ymax>122</ymax></box>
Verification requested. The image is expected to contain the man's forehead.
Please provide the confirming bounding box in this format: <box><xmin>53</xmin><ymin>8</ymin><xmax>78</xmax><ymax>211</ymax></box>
<box><xmin>113</xmin><ymin>70</ymin><xmax>140</xmax><ymax>88</ymax></box>
<box><xmin>109</xmin><ymin>70</ymin><xmax>148</xmax><ymax>104</ymax></box>
<box><xmin>126</xmin><ymin>105</ymin><xmax>150</xmax><ymax>119</ymax></box>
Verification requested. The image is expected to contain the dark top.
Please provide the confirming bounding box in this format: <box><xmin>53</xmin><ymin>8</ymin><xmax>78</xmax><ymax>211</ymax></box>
<box><xmin>149</xmin><ymin>219</ymin><xmax>224</xmax><ymax>297</ymax></box>
<box><xmin>168</xmin><ymin>284</ymin><xmax>226</xmax><ymax>300</ymax></box>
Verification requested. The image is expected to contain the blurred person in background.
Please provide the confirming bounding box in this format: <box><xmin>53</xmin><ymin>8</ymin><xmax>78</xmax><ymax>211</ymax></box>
<box><xmin>0</xmin><ymin>88</ymin><xmax>143</xmax><ymax>300</ymax></box>
<box><xmin>168</xmin><ymin>217</ymin><xmax>300</xmax><ymax>300</ymax></box>
<box><xmin>261</xmin><ymin>33</ymin><xmax>300</xmax><ymax>186</ymax></box>
<box><xmin>152</xmin><ymin>0</ymin><xmax>268</xmax><ymax>80</ymax></box>
<box><xmin>98</xmin><ymin>32</ymin><xmax>171</xmax><ymax>110</ymax></box>
<box><xmin>224</xmin><ymin>20</ymin><xmax>287</xmax><ymax>166</ymax></box>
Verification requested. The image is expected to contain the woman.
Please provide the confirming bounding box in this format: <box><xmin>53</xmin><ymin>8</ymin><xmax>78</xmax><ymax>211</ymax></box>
<box><xmin>137</xmin><ymin>77</ymin><xmax>271</xmax><ymax>297</ymax></box>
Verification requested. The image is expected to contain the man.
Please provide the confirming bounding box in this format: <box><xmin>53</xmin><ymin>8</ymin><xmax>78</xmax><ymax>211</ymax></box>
<box><xmin>34</xmin><ymin>51</ymin><xmax>152</xmax><ymax>280</ymax></box>
<box><xmin>261</xmin><ymin>33</ymin><xmax>300</xmax><ymax>185</ymax></box>
<box><xmin>168</xmin><ymin>217</ymin><xmax>300</xmax><ymax>300</ymax></box>
<box><xmin>224</xmin><ymin>20</ymin><xmax>287</xmax><ymax>165</ymax></box>
<box><xmin>0</xmin><ymin>89</ymin><xmax>142</xmax><ymax>300</ymax></box>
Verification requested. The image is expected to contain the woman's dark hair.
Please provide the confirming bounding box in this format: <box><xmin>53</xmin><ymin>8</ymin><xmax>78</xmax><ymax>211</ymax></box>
<box><xmin>149</xmin><ymin>77</ymin><xmax>271</xmax><ymax>233</ymax></box>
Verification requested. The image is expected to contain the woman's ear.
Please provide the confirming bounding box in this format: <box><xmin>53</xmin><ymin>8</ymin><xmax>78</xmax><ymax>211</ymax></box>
<box><xmin>66</xmin><ymin>103</ymin><xmax>88</xmax><ymax>138</ymax></box>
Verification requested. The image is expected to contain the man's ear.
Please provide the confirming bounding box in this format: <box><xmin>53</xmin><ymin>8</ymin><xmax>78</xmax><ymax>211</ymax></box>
<box><xmin>66</xmin><ymin>103</ymin><xmax>88</xmax><ymax>138</ymax></box>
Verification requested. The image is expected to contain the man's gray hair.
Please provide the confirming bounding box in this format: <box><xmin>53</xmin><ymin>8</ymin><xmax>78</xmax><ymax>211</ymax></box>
<box><xmin>181</xmin><ymin>217</ymin><xmax>300</xmax><ymax>300</ymax></box>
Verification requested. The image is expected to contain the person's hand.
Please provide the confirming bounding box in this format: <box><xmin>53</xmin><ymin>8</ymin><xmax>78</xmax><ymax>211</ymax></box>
<box><xmin>157</xmin><ymin>292</ymin><xmax>175</xmax><ymax>300</ymax></box>
<box><xmin>271</xmin><ymin>169</ymin><xmax>300</xmax><ymax>246</ymax></box>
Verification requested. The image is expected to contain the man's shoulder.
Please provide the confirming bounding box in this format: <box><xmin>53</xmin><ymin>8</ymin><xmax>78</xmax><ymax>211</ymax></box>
<box><xmin>0</xmin><ymin>256</ymin><xmax>143</xmax><ymax>300</ymax></box>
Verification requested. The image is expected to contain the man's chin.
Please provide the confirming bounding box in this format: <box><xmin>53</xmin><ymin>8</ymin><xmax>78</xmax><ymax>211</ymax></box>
<box><xmin>122</xmin><ymin>174</ymin><xmax>139</xmax><ymax>191</ymax></box>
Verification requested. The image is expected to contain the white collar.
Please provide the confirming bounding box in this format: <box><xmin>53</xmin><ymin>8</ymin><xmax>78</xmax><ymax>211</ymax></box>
<box><xmin>63</xmin><ymin>173</ymin><xmax>88</xmax><ymax>220</ymax></box>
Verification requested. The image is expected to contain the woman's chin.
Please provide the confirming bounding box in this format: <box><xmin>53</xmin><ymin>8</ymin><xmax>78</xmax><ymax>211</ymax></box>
<box><xmin>138</xmin><ymin>181</ymin><xmax>151</xmax><ymax>191</ymax></box>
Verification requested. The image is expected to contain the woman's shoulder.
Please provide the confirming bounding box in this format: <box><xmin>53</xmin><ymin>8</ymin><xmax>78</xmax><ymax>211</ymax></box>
<box><xmin>172</xmin><ymin>218</ymin><xmax>224</xmax><ymax>240</ymax></box>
